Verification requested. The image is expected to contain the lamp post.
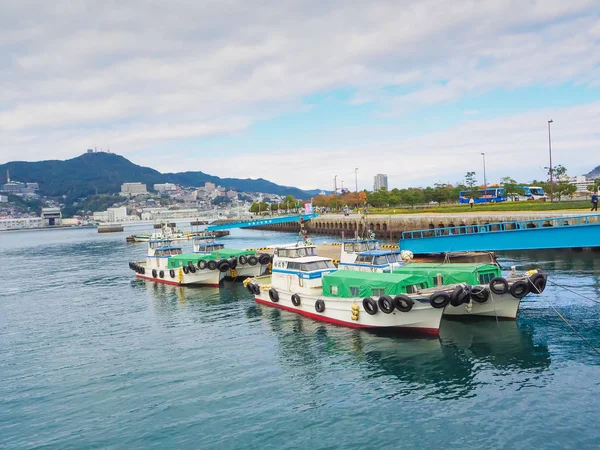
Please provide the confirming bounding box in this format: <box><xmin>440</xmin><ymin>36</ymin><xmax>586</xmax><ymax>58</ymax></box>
<box><xmin>481</xmin><ymin>152</ymin><xmax>487</xmax><ymax>191</ymax></box>
<box><xmin>334</xmin><ymin>175</ymin><xmax>338</xmax><ymax>211</ymax></box>
<box><xmin>355</xmin><ymin>168</ymin><xmax>358</xmax><ymax>193</ymax></box>
<box><xmin>548</xmin><ymin>119</ymin><xmax>554</xmax><ymax>202</ymax></box>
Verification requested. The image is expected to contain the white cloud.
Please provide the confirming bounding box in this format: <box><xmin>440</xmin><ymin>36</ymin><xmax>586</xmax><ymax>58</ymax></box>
<box><xmin>0</xmin><ymin>0</ymin><xmax>599</xmax><ymax>189</ymax></box>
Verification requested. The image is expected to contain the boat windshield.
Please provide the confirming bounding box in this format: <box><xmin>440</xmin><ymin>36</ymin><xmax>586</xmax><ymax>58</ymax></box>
<box><xmin>367</xmin><ymin>241</ymin><xmax>378</xmax><ymax>250</ymax></box>
<box><xmin>277</xmin><ymin>247</ymin><xmax>316</xmax><ymax>257</ymax></box>
<box><xmin>289</xmin><ymin>260</ymin><xmax>336</xmax><ymax>271</ymax></box>
<box><xmin>374</xmin><ymin>256</ymin><xmax>389</xmax><ymax>265</ymax></box>
<box><xmin>387</xmin><ymin>254</ymin><xmax>401</xmax><ymax>263</ymax></box>
<box><xmin>355</xmin><ymin>255</ymin><xmax>374</xmax><ymax>264</ymax></box>
<box><xmin>154</xmin><ymin>248</ymin><xmax>182</xmax><ymax>256</ymax></box>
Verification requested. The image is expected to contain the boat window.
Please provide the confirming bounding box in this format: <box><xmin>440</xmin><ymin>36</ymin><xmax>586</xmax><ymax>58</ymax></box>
<box><xmin>372</xmin><ymin>288</ymin><xmax>385</xmax><ymax>297</ymax></box>
<box><xmin>406</xmin><ymin>283</ymin><xmax>427</xmax><ymax>294</ymax></box>
<box><xmin>355</xmin><ymin>243</ymin><xmax>367</xmax><ymax>252</ymax></box>
<box><xmin>330</xmin><ymin>285</ymin><xmax>339</xmax><ymax>295</ymax></box>
<box><xmin>374</xmin><ymin>256</ymin><xmax>388</xmax><ymax>265</ymax></box>
<box><xmin>432</xmin><ymin>276</ymin><xmax>444</xmax><ymax>286</ymax></box>
<box><xmin>367</xmin><ymin>241</ymin><xmax>378</xmax><ymax>250</ymax></box>
<box><xmin>478</xmin><ymin>272</ymin><xmax>495</xmax><ymax>284</ymax></box>
<box><xmin>287</xmin><ymin>262</ymin><xmax>301</xmax><ymax>270</ymax></box>
<box><xmin>355</xmin><ymin>255</ymin><xmax>373</xmax><ymax>264</ymax></box>
<box><xmin>300</xmin><ymin>264</ymin><xmax>309</xmax><ymax>271</ymax></box>
<box><xmin>344</xmin><ymin>243</ymin><xmax>354</xmax><ymax>252</ymax></box>
<box><xmin>350</xmin><ymin>287</ymin><xmax>360</xmax><ymax>296</ymax></box>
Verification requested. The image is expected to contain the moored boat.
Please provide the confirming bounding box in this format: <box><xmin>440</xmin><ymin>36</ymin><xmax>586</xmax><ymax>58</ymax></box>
<box><xmin>245</xmin><ymin>241</ymin><xmax>450</xmax><ymax>334</ymax></box>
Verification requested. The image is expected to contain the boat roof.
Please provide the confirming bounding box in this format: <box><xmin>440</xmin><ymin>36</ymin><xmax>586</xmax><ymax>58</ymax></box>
<box><xmin>324</xmin><ymin>270</ymin><xmax>428</xmax><ymax>284</ymax></box>
<box><xmin>396</xmin><ymin>263</ymin><xmax>499</xmax><ymax>273</ymax></box>
<box><xmin>341</xmin><ymin>238</ymin><xmax>379</xmax><ymax>243</ymax></box>
<box><xmin>212</xmin><ymin>248</ymin><xmax>256</xmax><ymax>258</ymax></box>
<box><xmin>359</xmin><ymin>249</ymin><xmax>401</xmax><ymax>256</ymax></box>
<box><xmin>153</xmin><ymin>246</ymin><xmax>182</xmax><ymax>251</ymax></box>
<box><xmin>280</xmin><ymin>256</ymin><xmax>331</xmax><ymax>263</ymax></box>
<box><xmin>322</xmin><ymin>270</ymin><xmax>430</xmax><ymax>298</ymax></box>
<box><xmin>269</xmin><ymin>242</ymin><xmax>316</xmax><ymax>249</ymax></box>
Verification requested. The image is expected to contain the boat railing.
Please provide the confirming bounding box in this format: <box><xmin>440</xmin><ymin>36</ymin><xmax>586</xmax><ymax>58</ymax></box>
<box><xmin>401</xmin><ymin>214</ymin><xmax>600</xmax><ymax>240</ymax></box>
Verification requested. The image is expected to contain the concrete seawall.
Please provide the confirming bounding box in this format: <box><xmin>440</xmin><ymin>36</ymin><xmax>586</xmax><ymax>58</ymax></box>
<box><xmin>248</xmin><ymin>211</ymin><xmax>587</xmax><ymax>239</ymax></box>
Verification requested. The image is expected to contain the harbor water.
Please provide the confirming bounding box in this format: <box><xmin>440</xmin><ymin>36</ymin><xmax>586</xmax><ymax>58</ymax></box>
<box><xmin>1</xmin><ymin>227</ymin><xmax>599</xmax><ymax>449</ymax></box>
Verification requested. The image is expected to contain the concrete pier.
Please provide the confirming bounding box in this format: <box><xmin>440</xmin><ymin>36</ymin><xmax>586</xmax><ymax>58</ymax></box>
<box><xmin>248</xmin><ymin>211</ymin><xmax>588</xmax><ymax>239</ymax></box>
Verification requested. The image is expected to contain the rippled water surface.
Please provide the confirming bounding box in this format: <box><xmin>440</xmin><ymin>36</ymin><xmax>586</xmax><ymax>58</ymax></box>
<box><xmin>1</xmin><ymin>227</ymin><xmax>599</xmax><ymax>449</ymax></box>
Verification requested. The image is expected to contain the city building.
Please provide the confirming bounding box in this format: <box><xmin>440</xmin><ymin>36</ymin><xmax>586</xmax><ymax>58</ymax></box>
<box><xmin>0</xmin><ymin>195</ymin><xmax>7</xmax><ymax>203</ymax></box>
<box><xmin>120</xmin><ymin>182</ymin><xmax>148</xmax><ymax>196</ymax></box>
<box><xmin>93</xmin><ymin>211</ymin><xmax>110</xmax><ymax>222</ymax></box>
<box><xmin>373</xmin><ymin>174</ymin><xmax>388</xmax><ymax>191</ymax></box>
<box><xmin>107</xmin><ymin>206</ymin><xmax>128</xmax><ymax>222</ymax></box>
<box><xmin>204</xmin><ymin>182</ymin><xmax>216</xmax><ymax>190</ymax></box>
<box><xmin>154</xmin><ymin>183</ymin><xmax>178</xmax><ymax>193</ymax></box>
<box><xmin>41</xmin><ymin>207</ymin><xmax>62</xmax><ymax>226</ymax></box>
<box><xmin>568</xmin><ymin>175</ymin><xmax>597</xmax><ymax>193</ymax></box>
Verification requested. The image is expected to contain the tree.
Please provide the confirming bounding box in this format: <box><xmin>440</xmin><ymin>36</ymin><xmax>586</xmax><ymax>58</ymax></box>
<box><xmin>465</xmin><ymin>172</ymin><xmax>478</xmax><ymax>195</ymax></box>
<box><xmin>500</xmin><ymin>176</ymin><xmax>524</xmax><ymax>200</ymax></box>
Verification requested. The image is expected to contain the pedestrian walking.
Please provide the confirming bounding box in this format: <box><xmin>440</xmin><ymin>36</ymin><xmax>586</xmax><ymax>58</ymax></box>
<box><xmin>592</xmin><ymin>193</ymin><xmax>598</xmax><ymax>211</ymax></box>
<box><xmin>469</xmin><ymin>197</ymin><xmax>475</xmax><ymax>209</ymax></box>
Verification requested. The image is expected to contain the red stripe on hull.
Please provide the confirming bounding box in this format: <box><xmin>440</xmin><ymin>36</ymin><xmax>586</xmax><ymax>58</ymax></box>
<box><xmin>135</xmin><ymin>274</ymin><xmax>219</xmax><ymax>287</ymax></box>
<box><xmin>254</xmin><ymin>297</ymin><xmax>439</xmax><ymax>335</ymax></box>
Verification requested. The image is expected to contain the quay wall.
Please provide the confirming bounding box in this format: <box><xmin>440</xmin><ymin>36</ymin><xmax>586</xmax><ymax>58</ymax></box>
<box><xmin>248</xmin><ymin>212</ymin><xmax>583</xmax><ymax>239</ymax></box>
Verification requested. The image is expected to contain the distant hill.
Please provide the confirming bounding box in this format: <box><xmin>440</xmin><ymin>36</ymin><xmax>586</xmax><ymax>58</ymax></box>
<box><xmin>585</xmin><ymin>165</ymin><xmax>600</xmax><ymax>178</ymax></box>
<box><xmin>0</xmin><ymin>152</ymin><xmax>320</xmax><ymax>203</ymax></box>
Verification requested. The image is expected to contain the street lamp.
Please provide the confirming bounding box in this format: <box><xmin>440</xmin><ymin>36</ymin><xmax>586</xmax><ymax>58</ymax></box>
<box><xmin>334</xmin><ymin>175</ymin><xmax>338</xmax><ymax>211</ymax></box>
<box><xmin>481</xmin><ymin>153</ymin><xmax>487</xmax><ymax>190</ymax></box>
<box><xmin>548</xmin><ymin>119</ymin><xmax>554</xmax><ymax>202</ymax></box>
<box><xmin>355</xmin><ymin>168</ymin><xmax>358</xmax><ymax>193</ymax></box>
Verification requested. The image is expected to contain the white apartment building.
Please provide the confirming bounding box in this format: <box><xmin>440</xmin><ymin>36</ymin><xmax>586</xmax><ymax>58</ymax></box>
<box><xmin>120</xmin><ymin>182</ymin><xmax>148</xmax><ymax>196</ymax></box>
<box><xmin>373</xmin><ymin>174</ymin><xmax>388</xmax><ymax>191</ymax></box>
<box><xmin>154</xmin><ymin>183</ymin><xmax>178</xmax><ymax>193</ymax></box>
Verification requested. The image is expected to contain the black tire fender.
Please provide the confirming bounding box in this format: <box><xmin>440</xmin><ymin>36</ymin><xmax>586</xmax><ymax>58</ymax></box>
<box><xmin>509</xmin><ymin>280</ymin><xmax>530</xmax><ymax>298</ymax></box>
<box><xmin>315</xmin><ymin>299</ymin><xmax>325</xmax><ymax>313</ymax></box>
<box><xmin>378</xmin><ymin>295</ymin><xmax>395</xmax><ymax>314</ymax></box>
<box><xmin>248</xmin><ymin>256</ymin><xmax>258</xmax><ymax>266</ymax></box>
<box><xmin>169</xmin><ymin>269</ymin><xmax>175</xmax><ymax>278</ymax></box>
<box><xmin>258</xmin><ymin>253</ymin><xmax>271</xmax><ymax>265</ymax></box>
<box><xmin>159</xmin><ymin>270</ymin><xmax>164</xmax><ymax>278</ymax></box>
<box><xmin>470</xmin><ymin>285</ymin><xmax>490</xmax><ymax>303</ymax></box>
<box><xmin>394</xmin><ymin>295</ymin><xmax>414</xmax><ymax>312</ymax></box>
<box><xmin>228</xmin><ymin>257</ymin><xmax>238</xmax><ymax>269</ymax></box>
<box><xmin>451</xmin><ymin>284</ymin><xmax>471</xmax><ymax>306</ymax></box>
<box><xmin>207</xmin><ymin>260</ymin><xmax>218</xmax><ymax>271</ymax></box>
<box><xmin>363</xmin><ymin>297</ymin><xmax>378</xmax><ymax>315</ymax></box>
<box><xmin>269</xmin><ymin>288</ymin><xmax>279</xmax><ymax>302</ymax></box>
<box><xmin>183</xmin><ymin>266</ymin><xmax>189</xmax><ymax>274</ymax></box>
<box><xmin>489</xmin><ymin>277</ymin><xmax>509</xmax><ymax>295</ymax></box>
<box><xmin>528</xmin><ymin>273</ymin><xmax>547</xmax><ymax>294</ymax></box>
<box><xmin>291</xmin><ymin>293</ymin><xmax>301</xmax><ymax>306</ymax></box>
<box><xmin>430</xmin><ymin>292</ymin><xmax>450</xmax><ymax>309</ymax></box>
<box><xmin>217</xmin><ymin>259</ymin><xmax>230</xmax><ymax>273</ymax></box>
<box><xmin>239</xmin><ymin>255</ymin><xmax>248</xmax><ymax>265</ymax></box>
<box><xmin>198</xmin><ymin>260</ymin><xmax>207</xmax><ymax>270</ymax></box>
<box><xmin>188</xmin><ymin>264</ymin><xmax>196</xmax><ymax>273</ymax></box>
<box><xmin>252</xmin><ymin>283</ymin><xmax>261</xmax><ymax>295</ymax></box>
<box><xmin>152</xmin><ymin>269</ymin><xmax>158</xmax><ymax>278</ymax></box>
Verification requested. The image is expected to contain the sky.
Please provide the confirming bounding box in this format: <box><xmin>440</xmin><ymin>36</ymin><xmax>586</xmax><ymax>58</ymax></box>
<box><xmin>1</xmin><ymin>0</ymin><xmax>599</xmax><ymax>191</ymax></box>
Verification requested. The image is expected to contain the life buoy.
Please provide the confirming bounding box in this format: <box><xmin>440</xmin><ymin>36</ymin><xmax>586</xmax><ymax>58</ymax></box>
<box><xmin>470</xmin><ymin>285</ymin><xmax>489</xmax><ymax>303</ymax></box>
<box><xmin>228</xmin><ymin>257</ymin><xmax>238</xmax><ymax>269</ymax></box>
<box><xmin>269</xmin><ymin>288</ymin><xmax>279</xmax><ymax>302</ymax></box>
<box><xmin>362</xmin><ymin>297</ymin><xmax>378</xmax><ymax>315</ymax></box>
<box><xmin>198</xmin><ymin>260</ymin><xmax>207</xmax><ymax>270</ymax></box>
<box><xmin>394</xmin><ymin>295</ymin><xmax>414</xmax><ymax>312</ymax></box>
<box><xmin>217</xmin><ymin>259</ymin><xmax>230</xmax><ymax>273</ymax></box>
<box><xmin>258</xmin><ymin>253</ymin><xmax>271</xmax><ymax>265</ymax></box>
<box><xmin>528</xmin><ymin>273</ymin><xmax>547</xmax><ymax>294</ymax></box>
<box><xmin>489</xmin><ymin>277</ymin><xmax>509</xmax><ymax>295</ymax></box>
<box><xmin>378</xmin><ymin>295</ymin><xmax>395</xmax><ymax>314</ymax></box>
<box><xmin>509</xmin><ymin>281</ymin><xmax>529</xmax><ymax>298</ymax></box>
<box><xmin>248</xmin><ymin>256</ymin><xmax>258</xmax><ymax>266</ymax></box>
<box><xmin>188</xmin><ymin>264</ymin><xmax>196</xmax><ymax>273</ymax></box>
<box><xmin>450</xmin><ymin>284</ymin><xmax>471</xmax><ymax>307</ymax></box>
<box><xmin>183</xmin><ymin>265</ymin><xmax>189</xmax><ymax>274</ymax></box>
<box><xmin>159</xmin><ymin>270</ymin><xmax>164</xmax><ymax>278</ymax></box>
<box><xmin>252</xmin><ymin>283</ymin><xmax>261</xmax><ymax>295</ymax></box>
<box><xmin>207</xmin><ymin>260</ymin><xmax>218</xmax><ymax>271</ymax></box>
<box><xmin>239</xmin><ymin>255</ymin><xmax>248</xmax><ymax>265</ymax></box>
<box><xmin>430</xmin><ymin>292</ymin><xmax>450</xmax><ymax>309</ymax></box>
<box><xmin>291</xmin><ymin>293</ymin><xmax>301</xmax><ymax>306</ymax></box>
<box><xmin>170</xmin><ymin>269</ymin><xmax>175</xmax><ymax>278</ymax></box>
<box><xmin>315</xmin><ymin>299</ymin><xmax>325</xmax><ymax>313</ymax></box>
<box><xmin>152</xmin><ymin>269</ymin><xmax>158</xmax><ymax>278</ymax></box>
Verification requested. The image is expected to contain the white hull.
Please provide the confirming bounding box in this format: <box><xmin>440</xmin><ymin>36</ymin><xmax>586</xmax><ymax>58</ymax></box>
<box><xmin>443</xmin><ymin>292</ymin><xmax>522</xmax><ymax>319</ymax></box>
<box><xmin>136</xmin><ymin>261</ymin><xmax>224</xmax><ymax>286</ymax></box>
<box><xmin>254</xmin><ymin>288</ymin><xmax>443</xmax><ymax>334</ymax></box>
<box><xmin>228</xmin><ymin>263</ymin><xmax>268</xmax><ymax>279</ymax></box>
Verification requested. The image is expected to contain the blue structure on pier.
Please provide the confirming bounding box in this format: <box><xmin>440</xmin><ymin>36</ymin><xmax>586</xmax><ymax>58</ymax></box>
<box><xmin>399</xmin><ymin>214</ymin><xmax>600</xmax><ymax>254</ymax></box>
<box><xmin>207</xmin><ymin>213</ymin><xmax>318</xmax><ymax>232</ymax></box>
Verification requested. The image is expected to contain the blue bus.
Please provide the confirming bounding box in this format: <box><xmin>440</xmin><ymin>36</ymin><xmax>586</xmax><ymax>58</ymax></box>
<box><xmin>459</xmin><ymin>186</ymin><xmax>547</xmax><ymax>204</ymax></box>
<box><xmin>459</xmin><ymin>188</ymin><xmax>507</xmax><ymax>204</ymax></box>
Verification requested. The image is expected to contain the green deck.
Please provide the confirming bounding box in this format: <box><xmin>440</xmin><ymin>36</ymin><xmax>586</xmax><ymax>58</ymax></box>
<box><xmin>322</xmin><ymin>270</ymin><xmax>431</xmax><ymax>298</ymax></box>
<box><xmin>166</xmin><ymin>249</ymin><xmax>257</xmax><ymax>269</ymax></box>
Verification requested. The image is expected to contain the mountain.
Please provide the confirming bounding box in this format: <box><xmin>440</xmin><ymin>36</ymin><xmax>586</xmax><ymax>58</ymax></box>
<box><xmin>0</xmin><ymin>152</ymin><xmax>320</xmax><ymax>202</ymax></box>
<box><xmin>585</xmin><ymin>166</ymin><xmax>600</xmax><ymax>178</ymax></box>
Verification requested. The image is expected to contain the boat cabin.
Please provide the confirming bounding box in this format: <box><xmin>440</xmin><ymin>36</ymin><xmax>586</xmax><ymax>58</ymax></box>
<box><xmin>322</xmin><ymin>270</ymin><xmax>431</xmax><ymax>298</ymax></box>
<box><xmin>339</xmin><ymin>238</ymin><xmax>404</xmax><ymax>272</ymax></box>
<box><xmin>193</xmin><ymin>235</ymin><xmax>225</xmax><ymax>254</ymax></box>
<box><xmin>272</xmin><ymin>244</ymin><xmax>337</xmax><ymax>293</ymax></box>
<box><xmin>147</xmin><ymin>239</ymin><xmax>183</xmax><ymax>257</ymax></box>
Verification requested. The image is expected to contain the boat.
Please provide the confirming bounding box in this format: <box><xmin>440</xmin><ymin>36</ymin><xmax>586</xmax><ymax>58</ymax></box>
<box><xmin>337</xmin><ymin>238</ymin><xmax>405</xmax><ymax>272</ymax></box>
<box><xmin>244</xmin><ymin>240</ymin><xmax>449</xmax><ymax>334</ymax></box>
<box><xmin>392</xmin><ymin>263</ymin><xmax>547</xmax><ymax>319</ymax></box>
<box><xmin>128</xmin><ymin>238</ymin><xmax>226</xmax><ymax>286</ymax></box>
<box><xmin>193</xmin><ymin>234</ymin><xmax>272</xmax><ymax>279</ymax></box>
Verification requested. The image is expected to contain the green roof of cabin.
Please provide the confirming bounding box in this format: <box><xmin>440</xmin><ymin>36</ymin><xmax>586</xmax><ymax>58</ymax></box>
<box><xmin>393</xmin><ymin>263</ymin><xmax>501</xmax><ymax>285</ymax></box>
<box><xmin>211</xmin><ymin>248</ymin><xmax>256</xmax><ymax>258</ymax></box>
<box><xmin>322</xmin><ymin>270</ymin><xmax>431</xmax><ymax>298</ymax></box>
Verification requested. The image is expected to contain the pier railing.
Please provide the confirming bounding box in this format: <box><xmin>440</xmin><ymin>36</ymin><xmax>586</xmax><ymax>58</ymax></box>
<box><xmin>401</xmin><ymin>214</ymin><xmax>600</xmax><ymax>240</ymax></box>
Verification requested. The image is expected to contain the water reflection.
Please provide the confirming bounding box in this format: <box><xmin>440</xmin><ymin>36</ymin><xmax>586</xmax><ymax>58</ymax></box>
<box><xmin>256</xmin><ymin>308</ymin><xmax>551</xmax><ymax>399</ymax></box>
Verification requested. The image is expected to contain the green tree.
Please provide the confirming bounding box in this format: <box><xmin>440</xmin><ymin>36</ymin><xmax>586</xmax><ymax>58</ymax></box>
<box><xmin>464</xmin><ymin>172</ymin><xmax>478</xmax><ymax>196</ymax></box>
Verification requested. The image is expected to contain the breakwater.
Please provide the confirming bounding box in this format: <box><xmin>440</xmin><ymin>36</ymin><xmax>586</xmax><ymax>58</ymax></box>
<box><xmin>248</xmin><ymin>212</ymin><xmax>584</xmax><ymax>239</ymax></box>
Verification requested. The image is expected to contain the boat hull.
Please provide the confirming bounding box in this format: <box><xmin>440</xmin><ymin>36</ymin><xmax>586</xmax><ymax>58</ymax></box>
<box><xmin>227</xmin><ymin>263</ymin><xmax>268</xmax><ymax>279</ymax></box>
<box><xmin>253</xmin><ymin>289</ymin><xmax>443</xmax><ymax>335</ymax></box>
<box><xmin>135</xmin><ymin>262</ymin><xmax>224</xmax><ymax>286</ymax></box>
<box><xmin>443</xmin><ymin>292</ymin><xmax>521</xmax><ymax>319</ymax></box>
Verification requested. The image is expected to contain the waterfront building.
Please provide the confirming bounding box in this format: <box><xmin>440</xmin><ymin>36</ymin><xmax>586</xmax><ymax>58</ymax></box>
<box><xmin>154</xmin><ymin>183</ymin><xmax>178</xmax><ymax>193</ymax></box>
<box><xmin>41</xmin><ymin>207</ymin><xmax>62</xmax><ymax>226</ymax></box>
<box><xmin>0</xmin><ymin>195</ymin><xmax>7</xmax><ymax>203</ymax></box>
<box><xmin>120</xmin><ymin>182</ymin><xmax>148</xmax><ymax>196</ymax></box>
<box><xmin>568</xmin><ymin>175</ymin><xmax>597</xmax><ymax>193</ymax></box>
<box><xmin>107</xmin><ymin>206</ymin><xmax>128</xmax><ymax>222</ymax></box>
<box><xmin>374</xmin><ymin>174</ymin><xmax>388</xmax><ymax>191</ymax></box>
<box><xmin>93</xmin><ymin>211</ymin><xmax>110</xmax><ymax>222</ymax></box>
